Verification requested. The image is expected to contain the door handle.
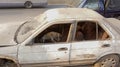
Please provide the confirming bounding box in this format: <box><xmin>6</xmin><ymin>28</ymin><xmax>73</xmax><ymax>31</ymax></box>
<box><xmin>102</xmin><ymin>44</ymin><xmax>110</xmax><ymax>48</ymax></box>
<box><xmin>58</xmin><ymin>47</ymin><xmax>68</xmax><ymax>51</ymax></box>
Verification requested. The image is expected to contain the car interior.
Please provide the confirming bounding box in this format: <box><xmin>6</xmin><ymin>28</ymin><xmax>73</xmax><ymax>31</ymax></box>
<box><xmin>34</xmin><ymin>24</ymin><xmax>71</xmax><ymax>43</ymax></box>
<box><xmin>75</xmin><ymin>21</ymin><xmax>110</xmax><ymax>41</ymax></box>
<box><xmin>33</xmin><ymin>21</ymin><xmax>110</xmax><ymax>43</ymax></box>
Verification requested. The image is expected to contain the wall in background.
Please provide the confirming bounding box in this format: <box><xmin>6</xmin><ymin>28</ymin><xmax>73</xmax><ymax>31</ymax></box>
<box><xmin>48</xmin><ymin>0</ymin><xmax>66</xmax><ymax>4</ymax></box>
<box><xmin>48</xmin><ymin>0</ymin><xmax>82</xmax><ymax>7</ymax></box>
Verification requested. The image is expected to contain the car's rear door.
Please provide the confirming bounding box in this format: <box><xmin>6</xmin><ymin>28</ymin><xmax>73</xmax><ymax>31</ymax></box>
<box><xmin>70</xmin><ymin>21</ymin><xmax>114</xmax><ymax>65</ymax></box>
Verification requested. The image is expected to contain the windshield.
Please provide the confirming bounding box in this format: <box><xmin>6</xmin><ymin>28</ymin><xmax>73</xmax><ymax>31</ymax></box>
<box><xmin>15</xmin><ymin>20</ymin><xmax>40</xmax><ymax>43</ymax></box>
<box><xmin>15</xmin><ymin>14</ymin><xmax>46</xmax><ymax>43</ymax></box>
<box><xmin>83</xmin><ymin>0</ymin><xmax>99</xmax><ymax>10</ymax></box>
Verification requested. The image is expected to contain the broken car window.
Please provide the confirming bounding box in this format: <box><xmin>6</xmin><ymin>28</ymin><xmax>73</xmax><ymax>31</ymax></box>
<box><xmin>34</xmin><ymin>24</ymin><xmax>71</xmax><ymax>43</ymax></box>
<box><xmin>74</xmin><ymin>21</ymin><xmax>110</xmax><ymax>41</ymax></box>
<box><xmin>75</xmin><ymin>22</ymin><xmax>97</xmax><ymax>41</ymax></box>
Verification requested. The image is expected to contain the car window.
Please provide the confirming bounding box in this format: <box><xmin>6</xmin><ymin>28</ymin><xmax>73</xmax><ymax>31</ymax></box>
<box><xmin>83</xmin><ymin>0</ymin><xmax>99</xmax><ymax>10</ymax></box>
<box><xmin>34</xmin><ymin>23</ymin><xmax>71</xmax><ymax>44</ymax></box>
<box><xmin>98</xmin><ymin>25</ymin><xmax>110</xmax><ymax>40</ymax></box>
<box><xmin>74</xmin><ymin>21</ymin><xmax>110</xmax><ymax>41</ymax></box>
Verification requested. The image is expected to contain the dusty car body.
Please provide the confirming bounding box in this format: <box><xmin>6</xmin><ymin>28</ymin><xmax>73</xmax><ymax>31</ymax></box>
<box><xmin>0</xmin><ymin>8</ymin><xmax>120</xmax><ymax>67</ymax></box>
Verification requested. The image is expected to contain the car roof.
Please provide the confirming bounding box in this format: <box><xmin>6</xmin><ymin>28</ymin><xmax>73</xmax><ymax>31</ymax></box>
<box><xmin>43</xmin><ymin>8</ymin><xmax>104</xmax><ymax>22</ymax></box>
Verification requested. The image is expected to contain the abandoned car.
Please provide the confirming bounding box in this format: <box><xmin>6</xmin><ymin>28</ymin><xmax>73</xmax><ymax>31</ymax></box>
<box><xmin>0</xmin><ymin>8</ymin><xmax>120</xmax><ymax>67</ymax></box>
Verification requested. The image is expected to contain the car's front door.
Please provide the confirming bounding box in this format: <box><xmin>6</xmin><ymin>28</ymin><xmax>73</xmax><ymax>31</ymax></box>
<box><xmin>70</xmin><ymin>21</ymin><xmax>113</xmax><ymax>65</ymax></box>
<box><xmin>18</xmin><ymin>22</ymin><xmax>73</xmax><ymax>67</ymax></box>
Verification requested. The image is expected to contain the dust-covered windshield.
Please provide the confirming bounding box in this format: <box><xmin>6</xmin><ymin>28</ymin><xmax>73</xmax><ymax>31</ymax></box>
<box><xmin>15</xmin><ymin>14</ymin><xmax>46</xmax><ymax>43</ymax></box>
<box><xmin>15</xmin><ymin>20</ymin><xmax>40</xmax><ymax>43</ymax></box>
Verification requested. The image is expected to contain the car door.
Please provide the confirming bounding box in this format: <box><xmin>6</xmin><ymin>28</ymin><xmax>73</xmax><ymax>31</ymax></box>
<box><xmin>70</xmin><ymin>21</ymin><xmax>114</xmax><ymax>64</ymax></box>
<box><xmin>18</xmin><ymin>22</ymin><xmax>74</xmax><ymax>66</ymax></box>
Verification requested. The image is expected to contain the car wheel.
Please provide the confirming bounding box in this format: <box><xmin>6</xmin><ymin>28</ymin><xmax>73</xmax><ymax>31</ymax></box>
<box><xmin>94</xmin><ymin>55</ymin><xmax>119</xmax><ymax>67</ymax></box>
<box><xmin>24</xmin><ymin>1</ymin><xmax>33</xmax><ymax>8</ymax></box>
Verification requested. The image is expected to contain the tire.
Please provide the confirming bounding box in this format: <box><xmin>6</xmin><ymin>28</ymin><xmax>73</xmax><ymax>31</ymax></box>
<box><xmin>24</xmin><ymin>1</ymin><xmax>33</xmax><ymax>8</ymax></box>
<box><xmin>94</xmin><ymin>55</ymin><xmax>119</xmax><ymax>67</ymax></box>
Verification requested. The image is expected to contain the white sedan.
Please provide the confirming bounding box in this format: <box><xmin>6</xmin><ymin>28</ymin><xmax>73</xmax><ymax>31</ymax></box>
<box><xmin>0</xmin><ymin>8</ymin><xmax>120</xmax><ymax>67</ymax></box>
